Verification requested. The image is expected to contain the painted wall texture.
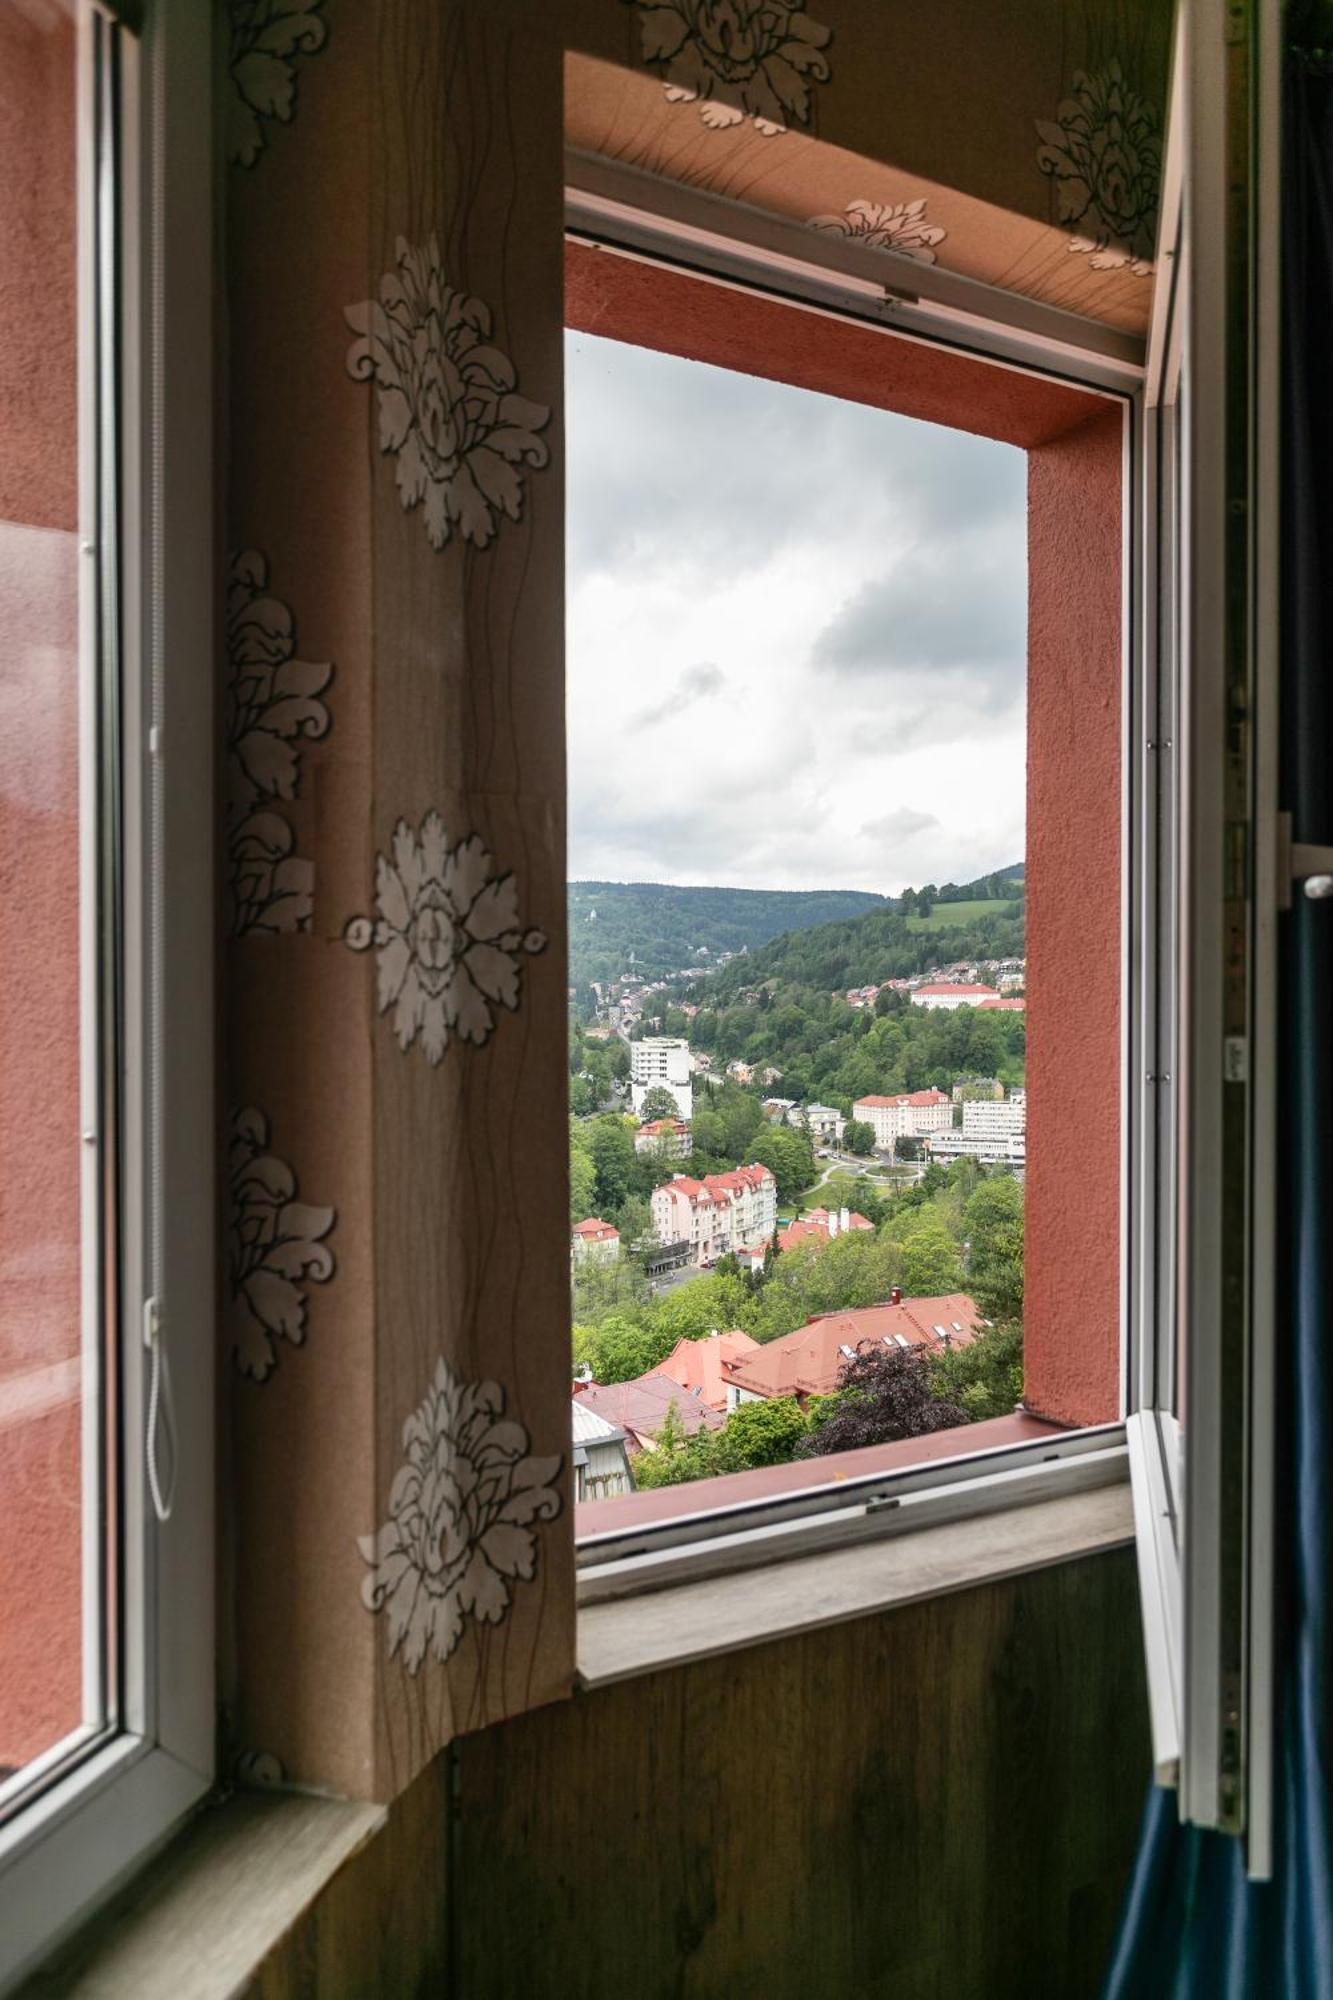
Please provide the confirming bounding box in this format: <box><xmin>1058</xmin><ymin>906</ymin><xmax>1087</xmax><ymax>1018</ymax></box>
<box><xmin>0</xmin><ymin>5</ymin><xmax>83</xmax><ymax>1775</ymax></box>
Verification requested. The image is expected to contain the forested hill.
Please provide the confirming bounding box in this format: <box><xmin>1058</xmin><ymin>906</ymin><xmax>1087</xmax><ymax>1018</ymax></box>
<box><xmin>568</xmin><ymin>882</ymin><xmax>890</xmax><ymax>988</ymax></box>
<box><xmin>701</xmin><ymin>884</ymin><xmax>1025</xmax><ymax>1000</ymax></box>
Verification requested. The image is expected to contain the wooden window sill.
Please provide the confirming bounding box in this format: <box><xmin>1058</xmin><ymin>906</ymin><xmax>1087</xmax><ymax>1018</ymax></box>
<box><xmin>576</xmin><ymin>1481</ymin><xmax>1134</xmax><ymax>1689</ymax></box>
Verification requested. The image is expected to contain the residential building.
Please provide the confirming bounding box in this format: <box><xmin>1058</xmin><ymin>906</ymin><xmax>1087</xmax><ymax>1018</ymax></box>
<box><xmin>801</xmin><ymin>1103</ymin><xmax>846</xmax><ymax>1144</ymax></box>
<box><xmin>634</xmin><ymin>1117</ymin><xmax>691</xmax><ymax>1160</ymax></box>
<box><xmin>571</xmin><ymin>1398</ymin><xmax>634</xmax><ymax>1502</ymax></box>
<box><xmin>722</xmin><ymin>1293</ymin><xmax>983</xmax><ymax>1407</ymax></box>
<box><xmin>976</xmin><ymin>995</ymin><xmax>1026</xmax><ymax>1011</ymax></box>
<box><xmin>776</xmin><ymin>1206</ymin><xmax>873</xmax><ymax>1252</ymax></box>
<box><xmin>927</xmin><ymin>1129</ymin><xmax>1027</xmax><ymax>1169</ymax></box>
<box><xmin>630</xmin><ymin>1035</ymin><xmax>692</xmax><ymax>1119</ymax></box>
<box><xmin>725</xmin><ymin>1059</ymin><xmax>756</xmax><ymax>1085</ymax></box>
<box><xmin>572</xmin><ymin>1373</ymin><xmax>723</xmax><ymax>1453</ymax></box>
<box><xmin>570</xmin><ymin>1218</ymin><xmax>620</xmax><ymax>1267</ymax></box>
<box><xmin>651</xmin><ymin>1164</ymin><xmax>777</xmax><ymax>1268</ymax></box>
<box><xmin>910</xmin><ymin>982</ymin><xmax>1002</xmax><ymax>1009</ymax></box>
<box><xmin>653</xmin><ymin>1331</ymin><xmax>761</xmax><ymax>1415</ymax></box>
<box><xmin>852</xmin><ymin>1089</ymin><xmax>953</xmax><ymax>1152</ymax></box>
<box><xmin>961</xmin><ymin>1097</ymin><xmax>1026</xmax><ymax>1140</ymax></box>
<box><xmin>762</xmin><ymin>1096</ymin><xmax>798</xmax><ymax>1122</ymax></box>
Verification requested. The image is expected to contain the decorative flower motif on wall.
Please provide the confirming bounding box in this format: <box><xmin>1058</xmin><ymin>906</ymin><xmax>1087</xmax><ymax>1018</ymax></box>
<box><xmin>228</xmin><ymin>1107</ymin><xmax>336</xmax><ymax>1382</ymax></box>
<box><xmin>227</xmin><ymin>0</ymin><xmax>327</xmax><ymax>169</ymax></box>
<box><xmin>360</xmin><ymin>1357</ymin><xmax>563</xmax><ymax>1673</ymax></box>
<box><xmin>344</xmin><ymin>813</ymin><xmax>547</xmax><ymax>1067</ymax></box>
<box><xmin>226</xmin><ymin>551</ymin><xmax>332</xmax><ymax>936</ymax></box>
<box><xmin>1035</xmin><ymin>60</ymin><xmax>1161</xmax><ymax>275</ymax></box>
<box><xmin>808</xmin><ymin>198</ymin><xmax>947</xmax><ymax>265</ymax></box>
<box><xmin>627</xmin><ymin>0</ymin><xmax>833</xmax><ymax>136</ymax></box>
<box><xmin>345</xmin><ymin>238</ymin><xmax>550</xmax><ymax>552</ymax></box>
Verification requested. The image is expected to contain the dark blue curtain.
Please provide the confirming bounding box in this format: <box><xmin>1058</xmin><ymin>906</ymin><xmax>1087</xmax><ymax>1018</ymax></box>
<box><xmin>1101</xmin><ymin>53</ymin><xmax>1333</xmax><ymax>2000</ymax></box>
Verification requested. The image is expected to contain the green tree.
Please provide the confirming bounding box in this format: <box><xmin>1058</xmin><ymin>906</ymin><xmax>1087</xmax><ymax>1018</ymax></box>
<box><xmin>895</xmin><ymin>1212</ymin><xmax>963</xmax><ymax>1294</ymax></box>
<box><xmin>745</xmin><ymin>1124</ymin><xmax>816</xmax><ymax>1203</ymax></box>
<box><xmin>929</xmin><ymin>1320</ymin><xmax>1023</xmax><ymax>1421</ymax></box>
<box><xmin>800</xmin><ymin>1346</ymin><xmax>968</xmax><ymax>1457</ymax></box>
<box><xmin>581</xmin><ymin>1315</ymin><xmax>675</xmax><ymax>1385</ymax></box>
<box><xmin>638</xmin><ymin>1084</ymin><xmax>683</xmax><ymax>1125</ymax></box>
<box><xmin>589</xmin><ymin>1115</ymin><xmax>638</xmax><ymax>1214</ymax></box>
<box><xmin>569</xmin><ymin>1141</ymin><xmax>597</xmax><ymax>1224</ymax></box>
<box><xmin>843</xmin><ymin>1118</ymin><xmax>875</xmax><ymax>1156</ymax></box>
<box><xmin>963</xmin><ymin>1174</ymin><xmax>1025</xmax><ymax>1321</ymax></box>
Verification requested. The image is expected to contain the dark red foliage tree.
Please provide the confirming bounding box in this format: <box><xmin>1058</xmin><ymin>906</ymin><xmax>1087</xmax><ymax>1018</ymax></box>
<box><xmin>797</xmin><ymin>1345</ymin><xmax>969</xmax><ymax>1458</ymax></box>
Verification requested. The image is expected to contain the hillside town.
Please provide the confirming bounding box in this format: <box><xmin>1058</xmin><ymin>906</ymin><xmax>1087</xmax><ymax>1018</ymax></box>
<box><xmin>568</xmin><ymin>941</ymin><xmax>1029</xmax><ymax>1504</ymax></box>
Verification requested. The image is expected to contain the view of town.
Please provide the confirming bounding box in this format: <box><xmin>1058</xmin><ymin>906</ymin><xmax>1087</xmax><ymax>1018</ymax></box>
<box><xmin>567</xmin><ymin>332</ymin><xmax>1028</xmax><ymax>1508</ymax></box>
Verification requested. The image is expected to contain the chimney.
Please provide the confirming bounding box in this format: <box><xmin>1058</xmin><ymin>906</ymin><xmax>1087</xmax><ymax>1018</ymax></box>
<box><xmin>890</xmin><ymin>1286</ymin><xmax>903</xmax><ymax>1306</ymax></box>
<box><xmin>840</xmin><ymin>1207</ymin><xmax>850</xmax><ymax>1235</ymax></box>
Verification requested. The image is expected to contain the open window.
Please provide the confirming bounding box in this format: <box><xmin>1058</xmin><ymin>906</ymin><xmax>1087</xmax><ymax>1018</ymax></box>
<box><xmin>564</xmin><ymin>0</ymin><xmax>1283</xmax><ymax>1883</ymax></box>
<box><xmin>1125</xmin><ymin>0</ymin><xmax>1281</xmax><ymax>1875</ymax></box>
<box><xmin>563</xmin><ymin>129</ymin><xmax>1136</xmax><ymax>1572</ymax></box>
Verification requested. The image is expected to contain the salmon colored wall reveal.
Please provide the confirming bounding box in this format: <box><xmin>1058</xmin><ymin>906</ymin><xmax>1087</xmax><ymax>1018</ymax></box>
<box><xmin>567</xmin><ymin>241</ymin><xmax>1122</xmax><ymax>1431</ymax></box>
<box><xmin>0</xmin><ymin>9</ymin><xmax>83</xmax><ymax>1772</ymax></box>
<box><xmin>1025</xmin><ymin>408</ymin><xmax>1124</xmax><ymax>1426</ymax></box>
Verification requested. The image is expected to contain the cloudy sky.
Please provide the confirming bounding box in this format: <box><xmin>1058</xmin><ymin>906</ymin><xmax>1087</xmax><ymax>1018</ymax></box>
<box><xmin>566</xmin><ymin>331</ymin><xmax>1026</xmax><ymax>894</ymax></box>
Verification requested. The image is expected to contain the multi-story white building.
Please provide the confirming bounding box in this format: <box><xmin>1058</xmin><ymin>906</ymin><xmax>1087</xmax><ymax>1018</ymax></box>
<box><xmin>651</xmin><ymin>1165</ymin><xmax>777</xmax><ymax>1270</ymax></box>
<box><xmin>802</xmin><ymin>1104</ymin><xmax>846</xmax><ymax>1144</ymax></box>
<box><xmin>570</xmin><ymin>1218</ymin><xmax>620</xmax><ymax>1268</ymax></box>
<box><xmin>852</xmin><ymin>1089</ymin><xmax>953</xmax><ymax>1152</ymax></box>
<box><xmin>926</xmin><ymin>1129</ymin><xmax>1026</xmax><ymax>1169</ymax></box>
<box><xmin>909</xmin><ymin>982</ymin><xmax>1001</xmax><ymax>1010</ymax></box>
<box><xmin>630</xmin><ymin>1036</ymin><xmax>693</xmax><ymax>1120</ymax></box>
<box><xmin>961</xmin><ymin>1097</ymin><xmax>1027</xmax><ymax>1140</ymax></box>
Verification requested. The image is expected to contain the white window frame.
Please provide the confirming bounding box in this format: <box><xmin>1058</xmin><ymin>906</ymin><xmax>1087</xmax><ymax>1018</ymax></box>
<box><xmin>1126</xmin><ymin>0</ymin><xmax>1281</xmax><ymax>1879</ymax></box>
<box><xmin>563</xmin><ymin>154</ymin><xmax>1143</xmax><ymax>1597</ymax></box>
<box><xmin>0</xmin><ymin>2</ymin><xmax>214</xmax><ymax>1987</ymax></box>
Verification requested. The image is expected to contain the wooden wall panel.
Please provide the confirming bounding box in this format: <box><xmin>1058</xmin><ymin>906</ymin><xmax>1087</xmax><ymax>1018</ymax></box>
<box><xmin>455</xmin><ymin>1550</ymin><xmax>1149</xmax><ymax>2000</ymax></box>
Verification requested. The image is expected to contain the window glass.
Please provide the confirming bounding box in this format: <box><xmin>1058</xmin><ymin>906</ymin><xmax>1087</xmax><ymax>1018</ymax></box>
<box><xmin>0</xmin><ymin>0</ymin><xmax>108</xmax><ymax>1804</ymax></box>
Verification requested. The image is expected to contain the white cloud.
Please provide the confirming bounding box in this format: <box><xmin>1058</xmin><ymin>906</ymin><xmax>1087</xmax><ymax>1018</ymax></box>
<box><xmin>566</xmin><ymin>332</ymin><xmax>1027</xmax><ymax>893</ymax></box>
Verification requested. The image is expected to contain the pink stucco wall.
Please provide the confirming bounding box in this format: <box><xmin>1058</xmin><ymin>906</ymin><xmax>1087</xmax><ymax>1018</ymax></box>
<box><xmin>0</xmin><ymin>7</ymin><xmax>83</xmax><ymax>1774</ymax></box>
<box><xmin>1024</xmin><ymin>410</ymin><xmax>1123</xmax><ymax>1425</ymax></box>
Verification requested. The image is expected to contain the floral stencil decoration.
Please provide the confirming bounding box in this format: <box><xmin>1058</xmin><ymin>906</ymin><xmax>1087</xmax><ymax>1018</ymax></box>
<box><xmin>345</xmin><ymin>238</ymin><xmax>550</xmax><ymax>552</ymax></box>
<box><xmin>809</xmin><ymin>198</ymin><xmax>947</xmax><ymax>266</ymax></box>
<box><xmin>228</xmin><ymin>1107</ymin><xmax>336</xmax><ymax>1382</ymax></box>
<box><xmin>344</xmin><ymin>812</ymin><xmax>547</xmax><ymax>1067</ymax></box>
<box><xmin>226</xmin><ymin>551</ymin><xmax>332</xmax><ymax>936</ymax></box>
<box><xmin>360</xmin><ymin>1357</ymin><xmax>563</xmax><ymax>1673</ymax></box>
<box><xmin>1035</xmin><ymin>60</ymin><xmax>1161</xmax><ymax>275</ymax></box>
<box><xmin>628</xmin><ymin>0</ymin><xmax>832</xmax><ymax>136</ymax></box>
<box><xmin>227</xmin><ymin>0</ymin><xmax>327</xmax><ymax>169</ymax></box>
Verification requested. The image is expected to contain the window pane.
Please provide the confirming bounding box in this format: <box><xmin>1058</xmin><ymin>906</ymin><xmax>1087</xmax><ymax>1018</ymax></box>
<box><xmin>0</xmin><ymin>0</ymin><xmax>105</xmax><ymax>1799</ymax></box>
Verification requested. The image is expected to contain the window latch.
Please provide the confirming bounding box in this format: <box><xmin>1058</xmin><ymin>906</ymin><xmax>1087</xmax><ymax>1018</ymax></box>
<box><xmin>1277</xmin><ymin>810</ymin><xmax>1333</xmax><ymax>909</ymax></box>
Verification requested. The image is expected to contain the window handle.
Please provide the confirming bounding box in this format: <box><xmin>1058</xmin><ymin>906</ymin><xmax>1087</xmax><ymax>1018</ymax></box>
<box><xmin>1276</xmin><ymin>812</ymin><xmax>1333</xmax><ymax>907</ymax></box>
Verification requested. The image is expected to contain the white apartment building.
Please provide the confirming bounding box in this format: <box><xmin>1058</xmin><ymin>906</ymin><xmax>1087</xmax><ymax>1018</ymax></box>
<box><xmin>852</xmin><ymin>1089</ymin><xmax>953</xmax><ymax>1152</ymax></box>
<box><xmin>630</xmin><ymin>1036</ymin><xmax>693</xmax><ymax>1120</ymax></box>
<box><xmin>961</xmin><ymin>1097</ymin><xmax>1027</xmax><ymax>1140</ymax></box>
<box><xmin>926</xmin><ymin>1129</ymin><xmax>1026</xmax><ymax>1169</ymax></box>
<box><xmin>909</xmin><ymin>982</ymin><xmax>1002</xmax><ymax>1010</ymax></box>
<box><xmin>651</xmin><ymin>1165</ymin><xmax>777</xmax><ymax>1270</ymax></box>
<box><xmin>802</xmin><ymin>1104</ymin><xmax>846</xmax><ymax>1144</ymax></box>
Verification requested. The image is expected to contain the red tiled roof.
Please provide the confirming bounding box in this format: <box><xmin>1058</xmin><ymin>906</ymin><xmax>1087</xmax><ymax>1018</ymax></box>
<box><xmin>654</xmin><ymin>1331</ymin><xmax>761</xmax><ymax>1414</ymax></box>
<box><xmin>853</xmin><ymin>1089</ymin><xmax>949</xmax><ymax>1109</ymax></box>
<box><xmin>571</xmin><ymin>1218</ymin><xmax>619</xmax><ymax>1240</ymax></box>
<box><xmin>724</xmin><ymin>1295</ymin><xmax>982</xmax><ymax>1401</ymax></box>
<box><xmin>977</xmin><ymin>996</ymin><xmax>1026</xmax><ymax>1010</ymax></box>
<box><xmin>573</xmin><ymin>1372</ymin><xmax>723</xmax><ymax>1443</ymax></box>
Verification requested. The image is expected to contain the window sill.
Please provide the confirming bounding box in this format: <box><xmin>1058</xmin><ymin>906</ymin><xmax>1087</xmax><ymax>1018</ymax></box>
<box><xmin>25</xmin><ymin>1789</ymin><xmax>384</xmax><ymax>1998</ymax></box>
<box><xmin>577</xmin><ymin>1480</ymin><xmax>1134</xmax><ymax>1689</ymax></box>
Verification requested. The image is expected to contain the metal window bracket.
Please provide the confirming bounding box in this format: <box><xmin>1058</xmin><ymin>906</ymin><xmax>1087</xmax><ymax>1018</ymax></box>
<box><xmin>1277</xmin><ymin>810</ymin><xmax>1333</xmax><ymax>908</ymax></box>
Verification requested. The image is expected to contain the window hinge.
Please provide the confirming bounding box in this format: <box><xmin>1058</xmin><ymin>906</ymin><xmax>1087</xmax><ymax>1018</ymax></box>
<box><xmin>1277</xmin><ymin>809</ymin><xmax>1333</xmax><ymax>909</ymax></box>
